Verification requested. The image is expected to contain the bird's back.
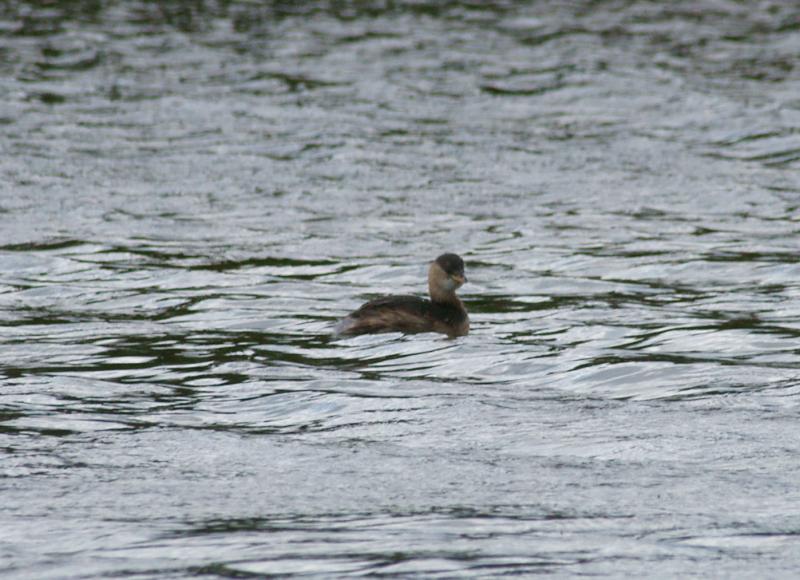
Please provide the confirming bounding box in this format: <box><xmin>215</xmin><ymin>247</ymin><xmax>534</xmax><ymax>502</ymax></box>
<box><xmin>335</xmin><ymin>295</ymin><xmax>467</xmax><ymax>337</ymax></box>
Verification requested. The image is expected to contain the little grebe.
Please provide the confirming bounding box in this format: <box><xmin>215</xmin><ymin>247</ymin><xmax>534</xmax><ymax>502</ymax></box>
<box><xmin>335</xmin><ymin>253</ymin><xmax>469</xmax><ymax>338</ymax></box>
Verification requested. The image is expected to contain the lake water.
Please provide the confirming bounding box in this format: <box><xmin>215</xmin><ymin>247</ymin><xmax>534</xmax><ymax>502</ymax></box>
<box><xmin>2</xmin><ymin>1</ymin><xmax>800</xmax><ymax>577</ymax></box>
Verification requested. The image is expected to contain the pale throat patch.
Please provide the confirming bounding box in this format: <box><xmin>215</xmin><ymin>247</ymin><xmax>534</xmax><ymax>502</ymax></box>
<box><xmin>440</xmin><ymin>277</ymin><xmax>458</xmax><ymax>291</ymax></box>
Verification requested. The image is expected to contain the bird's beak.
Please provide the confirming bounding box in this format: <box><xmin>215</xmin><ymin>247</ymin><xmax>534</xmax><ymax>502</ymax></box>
<box><xmin>452</xmin><ymin>274</ymin><xmax>466</xmax><ymax>285</ymax></box>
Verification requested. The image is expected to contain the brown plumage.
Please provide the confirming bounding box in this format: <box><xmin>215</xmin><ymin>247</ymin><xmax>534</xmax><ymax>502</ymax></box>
<box><xmin>335</xmin><ymin>253</ymin><xmax>469</xmax><ymax>338</ymax></box>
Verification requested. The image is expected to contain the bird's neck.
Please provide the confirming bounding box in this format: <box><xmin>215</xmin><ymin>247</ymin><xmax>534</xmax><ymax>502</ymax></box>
<box><xmin>429</xmin><ymin>283</ymin><xmax>460</xmax><ymax>306</ymax></box>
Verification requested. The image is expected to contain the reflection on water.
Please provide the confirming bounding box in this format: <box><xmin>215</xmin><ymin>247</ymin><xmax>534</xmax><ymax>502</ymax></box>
<box><xmin>2</xmin><ymin>0</ymin><xmax>800</xmax><ymax>578</ymax></box>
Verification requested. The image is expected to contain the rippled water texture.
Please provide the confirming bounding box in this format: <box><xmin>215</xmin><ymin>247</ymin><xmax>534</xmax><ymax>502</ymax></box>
<box><xmin>2</xmin><ymin>1</ymin><xmax>800</xmax><ymax>577</ymax></box>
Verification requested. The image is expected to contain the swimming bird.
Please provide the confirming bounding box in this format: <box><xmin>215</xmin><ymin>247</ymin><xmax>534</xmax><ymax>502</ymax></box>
<box><xmin>335</xmin><ymin>253</ymin><xmax>469</xmax><ymax>338</ymax></box>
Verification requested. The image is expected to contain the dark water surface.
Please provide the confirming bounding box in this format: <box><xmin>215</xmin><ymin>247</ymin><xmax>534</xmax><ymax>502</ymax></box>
<box><xmin>2</xmin><ymin>1</ymin><xmax>800</xmax><ymax>577</ymax></box>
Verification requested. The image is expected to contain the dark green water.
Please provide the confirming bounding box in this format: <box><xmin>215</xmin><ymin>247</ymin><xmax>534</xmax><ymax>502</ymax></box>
<box><xmin>2</xmin><ymin>1</ymin><xmax>800</xmax><ymax>577</ymax></box>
